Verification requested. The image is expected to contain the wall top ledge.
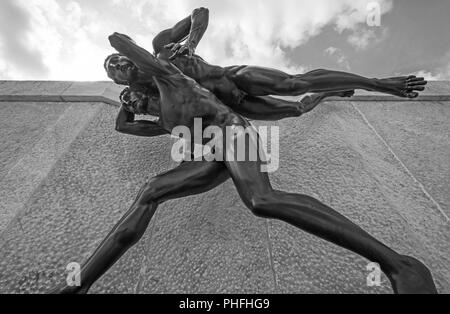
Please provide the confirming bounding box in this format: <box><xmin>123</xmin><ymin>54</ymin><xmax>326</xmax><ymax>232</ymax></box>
<box><xmin>1</xmin><ymin>80</ymin><xmax>450</xmax><ymax>105</ymax></box>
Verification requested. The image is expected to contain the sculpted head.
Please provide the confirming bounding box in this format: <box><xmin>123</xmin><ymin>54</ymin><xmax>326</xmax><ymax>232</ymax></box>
<box><xmin>120</xmin><ymin>87</ymin><xmax>161</xmax><ymax>116</ymax></box>
<box><xmin>104</xmin><ymin>53</ymin><xmax>138</xmax><ymax>85</ymax></box>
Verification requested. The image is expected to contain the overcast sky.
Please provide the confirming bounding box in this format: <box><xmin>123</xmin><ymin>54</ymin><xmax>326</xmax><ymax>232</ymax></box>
<box><xmin>0</xmin><ymin>0</ymin><xmax>449</xmax><ymax>81</ymax></box>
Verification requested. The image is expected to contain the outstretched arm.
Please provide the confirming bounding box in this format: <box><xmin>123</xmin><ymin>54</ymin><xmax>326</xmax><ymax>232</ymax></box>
<box><xmin>109</xmin><ymin>32</ymin><xmax>178</xmax><ymax>78</ymax></box>
<box><xmin>153</xmin><ymin>7</ymin><xmax>209</xmax><ymax>58</ymax></box>
<box><xmin>115</xmin><ymin>106</ymin><xmax>169</xmax><ymax>137</ymax></box>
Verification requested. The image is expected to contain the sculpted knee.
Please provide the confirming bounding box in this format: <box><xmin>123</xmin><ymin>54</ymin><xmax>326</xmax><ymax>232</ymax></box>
<box><xmin>234</xmin><ymin>68</ymin><xmax>253</xmax><ymax>84</ymax></box>
<box><xmin>136</xmin><ymin>179</ymin><xmax>159</xmax><ymax>205</ymax></box>
<box><xmin>275</xmin><ymin>77</ymin><xmax>310</xmax><ymax>95</ymax></box>
<box><xmin>248</xmin><ymin>195</ymin><xmax>274</xmax><ymax>218</ymax></box>
<box><xmin>309</xmin><ymin>68</ymin><xmax>327</xmax><ymax>74</ymax></box>
<box><xmin>293</xmin><ymin>78</ymin><xmax>311</xmax><ymax>93</ymax></box>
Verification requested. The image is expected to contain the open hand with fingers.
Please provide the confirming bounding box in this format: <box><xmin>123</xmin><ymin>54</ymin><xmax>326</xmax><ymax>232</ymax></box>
<box><xmin>164</xmin><ymin>42</ymin><xmax>195</xmax><ymax>60</ymax></box>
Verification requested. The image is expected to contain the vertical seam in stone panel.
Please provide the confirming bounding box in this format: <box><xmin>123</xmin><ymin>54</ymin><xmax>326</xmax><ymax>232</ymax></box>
<box><xmin>264</xmin><ymin>219</ymin><xmax>279</xmax><ymax>292</ymax></box>
<box><xmin>351</xmin><ymin>102</ymin><xmax>450</xmax><ymax>223</ymax></box>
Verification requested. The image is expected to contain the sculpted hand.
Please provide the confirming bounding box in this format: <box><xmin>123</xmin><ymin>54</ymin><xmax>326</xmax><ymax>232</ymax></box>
<box><xmin>164</xmin><ymin>42</ymin><xmax>195</xmax><ymax>60</ymax></box>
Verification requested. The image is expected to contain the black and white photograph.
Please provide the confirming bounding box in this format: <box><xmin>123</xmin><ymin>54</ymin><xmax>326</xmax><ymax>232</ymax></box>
<box><xmin>0</xmin><ymin>0</ymin><xmax>449</xmax><ymax>300</ymax></box>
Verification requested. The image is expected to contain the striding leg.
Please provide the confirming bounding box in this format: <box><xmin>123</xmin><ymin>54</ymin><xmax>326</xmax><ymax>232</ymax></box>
<box><xmin>230</xmin><ymin>66</ymin><xmax>427</xmax><ymax>98</ymax></box>
<box><xmin>51</xmin><ymin>161</ymin><xmax>229</xmax><ymax>294</ymax></box>
<box><xmin>222</xmin><ymin>117</ymin><xmax>437</xmax><ymax>294</ymax></box>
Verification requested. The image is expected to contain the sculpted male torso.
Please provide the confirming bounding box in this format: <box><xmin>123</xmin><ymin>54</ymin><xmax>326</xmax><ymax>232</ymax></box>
<box><xmin>110</xmin><ymin>33</ymin><xmax>241</xmax><ymax>135</ymax></box>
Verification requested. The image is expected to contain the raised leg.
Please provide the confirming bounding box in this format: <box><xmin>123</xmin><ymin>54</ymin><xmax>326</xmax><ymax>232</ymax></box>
<box><xmin>231</xmin><ymin>66</ymin><xmax>427</xmax><ymax>98</ymax></box>
<box><xmin>222</xmin><ymin>118</ymin><xmax>437</xmax><ymax>294</ymax></box>
<box><xmin>233</xmin><ymin>90</ymin><xmax>355</xmax><ymax>121</ymax></box>
<box><xmin>52</xmin><ymin>161</ymin><xmax>229</xmax><ymax>294</ymax></box>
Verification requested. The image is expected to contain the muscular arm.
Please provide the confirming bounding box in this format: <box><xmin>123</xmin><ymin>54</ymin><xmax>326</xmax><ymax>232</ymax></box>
<box><xmin>109</xmin><ymin>32</ymin><xmax>178</xmax><ymax>78</ymax></box>
<box><xmin>115</xmin><ymin>106</ymin><xmax>169</xmax><ymax>137</ymax></box>
<box><xmin>153</xmin><ymin>7</ymin><xmax>209</xmax><ymax>57</ymax></box>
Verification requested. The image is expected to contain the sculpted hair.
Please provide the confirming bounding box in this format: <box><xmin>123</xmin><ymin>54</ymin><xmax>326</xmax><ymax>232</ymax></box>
<box><xmin>104</xmin><ymin>53</ymin><xmax>129</xmax><ymax>85</ymax></box>
<box><xmin>104</xmin><ymin>53</ymin><xmax>121</xmax><ymax>71</ymax></box>
<box><xmin>119</xmin><ymin>87</ymin><xmax>134</xmax><ymax>112</ymax></box>
<box><xmin>119</xmin><ymin>87</ymin><xmax>130</xmax><ymax>103</ymax></box>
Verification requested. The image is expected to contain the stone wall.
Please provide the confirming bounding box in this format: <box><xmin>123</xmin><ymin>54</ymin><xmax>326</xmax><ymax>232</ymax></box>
<box><xmin>0</xmin><ymin>81</ymin><xmax>448</xmax><ymax>293</ymax></box>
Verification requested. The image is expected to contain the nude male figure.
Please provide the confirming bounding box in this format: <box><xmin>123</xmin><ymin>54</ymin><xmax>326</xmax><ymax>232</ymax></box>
<box><xmin>115</xmin><ymin>85</ymin><xmax>355</xmax><ymax>137</ymax></box>
<box><xmin>53</xmin><ymin>33</ymin><xmax>437</xmax><ymax>294</ymax></box>
<box><xmin>104</xmin><ymin>7</ymin><xmax>428</xmax><ymax>117</ymax></box>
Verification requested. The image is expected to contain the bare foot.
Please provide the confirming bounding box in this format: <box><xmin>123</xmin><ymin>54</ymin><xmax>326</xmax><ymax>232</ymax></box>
<box><xmin>378</xmin><ymin>76</ymin><xmax>427</xmax><ymax>98</ymax></box>
<box><xmin>388</xmin><ymin>255</ymin><xmax>438</xmax><ymax>294</ymax></box>
<box><xmin>48</xmin><ymin>283</ymin><xmax>88</xmax><ymax>294</ymax></box>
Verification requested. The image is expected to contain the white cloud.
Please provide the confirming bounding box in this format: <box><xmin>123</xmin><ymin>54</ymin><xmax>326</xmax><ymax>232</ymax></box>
<box><xmin>347</xmin><ymin>27</ymin><xmax>389</xmax><ymax>50</ymax></box>
<box><xmin>415</xmin><ymin>70</ymin><xmax>441</xmax><ymax>81</ymax></box>
<box><xmin>334</xmin><ymin>0</ymin><xmax>392</xmax><ymax>32</ymax></box>
<box><xmin>0</xmin><ymin>0</ymin><xmax>47</xmax><ymax>79</ymax></box>
<box><xmin>0</xmin><ymin>0</ymin><xmax>394</xmax><ymax>80</ymax></box>
<box><xmin>324</xmin><ymin>46</ymin><xmax>351</xmax><ymax>71</ymax></box>
<box><xmin>414</xmin><ymin>51</ymin><xmax>450</xmax><ymax>80</ymax></box>
<box><xmin>416</xmin><ymin>64</ymin><xmax>450</xmax><ymax>81</ymax></box>
<box><xmin>185</xmin><ymin>0</ymin><xmax>393</xmax><ymax>73</ymax></box>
